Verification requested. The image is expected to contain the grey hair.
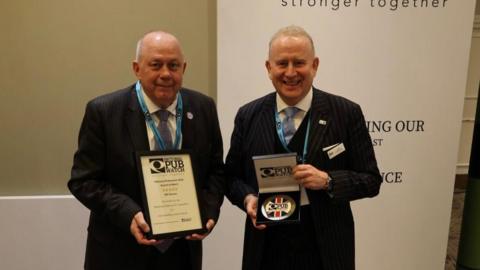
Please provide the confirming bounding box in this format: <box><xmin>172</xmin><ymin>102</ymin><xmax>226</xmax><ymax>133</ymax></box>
<box><xmin>135</xmin><ymin>38</ymin><xmax>143</xmax><ymax>62</ymax></box>
<box><xmin>268</xmin><ymin>25</ymin><xmax>316</xmax><ymax>56</ymax></box>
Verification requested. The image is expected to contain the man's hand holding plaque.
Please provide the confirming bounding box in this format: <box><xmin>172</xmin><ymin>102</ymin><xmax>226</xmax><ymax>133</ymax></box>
<box><xmin>293</xmin><ymin>164</ymin><xmax>330</xmax><ymax>190</ymax></box>
<box><xmin>186</xmin><ymin>219</ymin><xmax>216</xmax><ymax>240</ymax></box>
<box><xmin>244</xmin><ymin>194</ymin><xmax>267</xmax><ymax>230</ymax></box>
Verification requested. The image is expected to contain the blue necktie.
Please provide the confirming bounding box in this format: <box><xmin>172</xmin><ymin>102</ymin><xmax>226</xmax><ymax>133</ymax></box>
<box><xmin>154</xmin><ymin>109</ymin><xmax>175</xmax><ymax>252</ymax></box>
<box><xmin>155</xmin><ymin>238</ymin><xmax>174</xmax><ymax>253</ymax></box>
<box><xmin>156</xmin><ymin>110</ymin><xmax>173</xmax><ymax>150</ymax></box>
<box><xmin>283</xmin><ymin>107</ymin><xmax>299</xmax><ymax>144</ymax></box>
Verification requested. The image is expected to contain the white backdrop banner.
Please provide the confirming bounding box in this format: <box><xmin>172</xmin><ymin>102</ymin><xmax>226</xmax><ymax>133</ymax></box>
<box><xmin>212</xmin><ymin>1</ymin><xmax>476</xmax><ymax>269</ymax></box>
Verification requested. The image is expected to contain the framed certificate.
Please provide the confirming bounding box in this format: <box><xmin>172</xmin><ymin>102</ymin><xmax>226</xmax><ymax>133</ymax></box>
<box><xmin>253</xmin><ymin>153</ymin><xmax>301</xmax><ymax>225</ymax></box>
<box><xmin>136</xmin><ymin>150</ymin><xmax>206</xmax><ymax>239</ymax></box>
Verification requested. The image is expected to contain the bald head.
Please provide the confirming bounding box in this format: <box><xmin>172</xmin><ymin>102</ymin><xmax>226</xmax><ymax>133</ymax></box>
<box><xmin>132</xmin><ymin>30</ymin><xmax>187</xmax><ymax>108</ymax></box>
<box><xmin>265</xmin><ymin>25</ymin><xmax>319</xmax><ymax>106</ymax></box>
<box><xmin>135</xmin><ymin>31</ymin><xmax>184</xmax><ymax>62</ymax></box>
<box><xmin>268</xmin><ymin>25</ymin><xmax>316</xmax><ymax>59</ymax></box>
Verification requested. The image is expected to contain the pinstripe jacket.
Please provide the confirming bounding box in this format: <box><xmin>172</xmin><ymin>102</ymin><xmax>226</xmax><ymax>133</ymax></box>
<box><xmin>68</xmin><ymin>84</ymin><xmax>225</xmax><ymax>270</ymax></box>
<box><xmin>226</xmin><ymin>88</ymin><xmax>381</xmax><ymax>270</ymax></box>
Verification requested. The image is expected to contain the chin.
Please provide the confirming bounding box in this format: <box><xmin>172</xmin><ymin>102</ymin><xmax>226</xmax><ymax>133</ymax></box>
<box><xmin>156</xmin><ymin>90</ymin><xmax>176</xmax><ymax>98</ymax></box>
<box><xmin>282</xmin><ymin>90</ymin><xmax>302</xmax><ymax>98</ymax></box>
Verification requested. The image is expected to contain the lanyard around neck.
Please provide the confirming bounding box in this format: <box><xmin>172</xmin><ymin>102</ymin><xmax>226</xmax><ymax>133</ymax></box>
<box><xmin>135</xmin><ymin>81</ymin><xmax>183</xmax><ymax>150</ymax></box>
<box><xmin>274</xmin><ymin>106</ymin><xmax>311</xmax><ymax>164</ymax></box>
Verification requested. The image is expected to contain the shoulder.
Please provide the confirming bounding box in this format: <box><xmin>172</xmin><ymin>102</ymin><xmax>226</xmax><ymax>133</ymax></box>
<box><xmin>81</xmin><ymin>84</ymin><xmax>136</xmax><ymax>123</ymax></box>
<box><xmin>237</xmin><ymin>92</ymin><xmax>275</xmax><ymax>116</ymax></box>
<box><xmin>87</xmin><ymin>84</ymin><xmax>135</xmax><ymax>111</ymax></box>
<box><xmin>180</xmin><ymin>88</ymin><xmax>215</xmax><ymax>105</ymax></box>
<box><xmin>179</xmin><ymin>88</ymin><xmax>219</xmax><ymax>123</ymax></box>
<box><xmin>314</xmin><ymin>88</ymin><xmax>362</xmax><ymax>113</ymax></box>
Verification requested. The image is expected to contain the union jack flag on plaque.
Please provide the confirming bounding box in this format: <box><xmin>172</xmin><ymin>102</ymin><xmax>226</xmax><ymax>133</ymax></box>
<box><xmin>261</xmin><ymin>195</ymin><xmax>296</xmax><ymax>221</ymax></box>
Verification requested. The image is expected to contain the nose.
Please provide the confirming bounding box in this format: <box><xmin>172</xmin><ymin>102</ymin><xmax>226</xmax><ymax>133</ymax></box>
<box><xmin>159</xmin><ymin>65</ymin><xmax>172</xmax><ymax>79</ymax></box>
<box><xmin>285</xmin><ymin>63</ymin><xmax>296</xmax><ymax>77</ymax></box>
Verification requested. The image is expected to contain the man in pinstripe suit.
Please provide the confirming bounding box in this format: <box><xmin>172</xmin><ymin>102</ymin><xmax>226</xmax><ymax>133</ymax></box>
<box><xmin>226</xmin><ymin>26</ymin><xmax>382</xmax><ymax>270</ymax></box>
<box><xmin>68</xmin><ymin>31</ymin><xmax>224</xmax><ymax>270</ymax></box>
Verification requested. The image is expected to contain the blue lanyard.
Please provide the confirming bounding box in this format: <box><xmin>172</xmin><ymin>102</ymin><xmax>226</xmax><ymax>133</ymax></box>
<box><xmin>135</xmin><ymin>81</ymin><xmax>183</xmax><ymax>150</ymax></box>
<box><xmin>274</xmin><ymin>107</ymin><xmax>311</xmax><ymax>164</ymax></box>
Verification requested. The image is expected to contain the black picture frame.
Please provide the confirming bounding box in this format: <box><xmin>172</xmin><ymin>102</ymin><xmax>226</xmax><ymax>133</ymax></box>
<box><xmin>136</xmin><ymin>150</ymin><xmax>206</xmax><ymax>240</ymax></box>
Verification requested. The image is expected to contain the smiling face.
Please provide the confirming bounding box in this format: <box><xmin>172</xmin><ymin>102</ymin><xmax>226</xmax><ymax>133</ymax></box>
<box><xmin>133</xmin><ymin>32</ymin><xmax>186</xmax><ymax>108</ymax></box>
<box><xmin>266</xmin><ymin>35</ymin><xmax>319</xmax><ymax>106</ymax></box>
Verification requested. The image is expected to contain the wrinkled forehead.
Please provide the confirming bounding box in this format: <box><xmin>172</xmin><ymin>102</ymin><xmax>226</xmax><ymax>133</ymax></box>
<box><xmin>269</xmin><ymin>35</ymin><xmax>315</xmax><ymax>59</ymax></box>
<box><xmin>139</xmin><ymin>32</ymin><xmax>185</xmax><ymax>62</ymax></box>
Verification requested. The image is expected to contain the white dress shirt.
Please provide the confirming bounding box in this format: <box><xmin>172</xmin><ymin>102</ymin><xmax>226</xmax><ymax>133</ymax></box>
<box><xmin>140</xmin><ymin>88</ymin><xmax>181</xmax><ymax>150</ymax></box>
<box><xmin>276</xmin><ymin>88</ymin><xmax>313</xmax><ymax>206</ymax></box>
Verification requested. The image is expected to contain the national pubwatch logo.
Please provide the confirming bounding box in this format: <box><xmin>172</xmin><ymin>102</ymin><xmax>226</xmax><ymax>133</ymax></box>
<box><xmin>149</xmin><ymin>158</ymin><xmax>185</xmax><ymax>174</ymax></box>
<box><xmin>260</xmin><ymin>166</ymin><xmax>292</xmax><ymax>178</ymax></box>
<box><xmin>261</xmin><ymin>195</ymin><xmax>296</xmax><ymax>221</ymax></box>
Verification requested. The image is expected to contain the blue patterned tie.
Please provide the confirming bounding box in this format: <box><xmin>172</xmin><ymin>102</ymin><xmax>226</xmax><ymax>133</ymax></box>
<box><xmin>154</xmin><ymin>109</ymin><xmax>175</xmax><ymax>252</ymax></box>
<box><xmin>283</xmin><ymin>107</ymin><xmax>299</xmax><ymax>144</ymax></box>
<box><xmin>156</xmin><ymin>110</ymin><xmax>173</xmax><ymax>150</ymax></box>
<box><xmin>155</xmin><ymin>238</ymin><xmax>174</xmax><ymax>253</ymax></box>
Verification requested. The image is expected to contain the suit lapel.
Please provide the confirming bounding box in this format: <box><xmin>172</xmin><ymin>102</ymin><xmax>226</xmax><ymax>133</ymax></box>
<box><xmin>125</xmin><ymin>88</ymin><xmax>150</xmax><ymax>151</ymax></box>
<box><xmin>306</xmin><ymin>88</ymin><xmax>330</xmax><ymax>163</ymax></box>
<box><xmin>251</xmin><ymin>93</ymin><xmax>276</xmax><ymax>155</ymax></box>
<box><xmin>180</xmin><ymin>90</ymin><xmax>195</xmax><ymax>149</ymax></box>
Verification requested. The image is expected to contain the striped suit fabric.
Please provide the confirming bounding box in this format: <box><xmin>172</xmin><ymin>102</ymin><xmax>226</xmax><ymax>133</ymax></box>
<box><xmin>225</xmin><ymin>88</ymin><xmax>382</xmax><ymax>270</ymax></box>
<box><xmin>68</xmin><ymin>84</ymin><xmax>225</xmax><ymax>270</ymax></box>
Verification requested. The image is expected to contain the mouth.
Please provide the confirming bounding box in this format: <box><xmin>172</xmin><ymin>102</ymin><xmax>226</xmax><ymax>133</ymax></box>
<box><xmin>155</xmin><ymin>84</ymin><xmax>174</xmax><ymax>88</ymax></box>
<box><xmin>283</xmin><ymin>79</ymin><xmax>301</xmax><ymax>87</ymax></box>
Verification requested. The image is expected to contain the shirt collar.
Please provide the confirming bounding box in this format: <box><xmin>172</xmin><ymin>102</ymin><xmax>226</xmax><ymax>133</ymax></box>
<box><xmin>276</xmin><ymin>87</ymin><xmax>313</xmax><ymax>113</ymax></box>
<box><xmin>141</xmin><ymin>86</ymin><xmax>178</xmax><ymax>116</ymax></box>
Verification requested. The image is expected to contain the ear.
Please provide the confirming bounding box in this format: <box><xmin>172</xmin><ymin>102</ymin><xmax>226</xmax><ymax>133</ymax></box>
<box><xmin>312</xmin><ymin>57</ymin><xmax>319</xmax><ymax>71</ymax></box>
<box><xmin>132</xmin><ymin>61</ymin><xmax>140</xmax><ymax>78</ymax></box>
<box><xmin>265</xmin><ymin>60</ymin><xmax>273</xmax><ymax>80</ymax></box>
<box><xmin>182</xmin><ymin>62</ymin><xmax>187</xmax><ymax>74</ymax></box>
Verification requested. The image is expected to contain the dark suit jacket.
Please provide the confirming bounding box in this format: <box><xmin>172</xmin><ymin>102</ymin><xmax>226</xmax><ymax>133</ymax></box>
<box><xmin>226</xmin><ymin>88</ymin><xmax>381</xmax><ymax>270</ymax></box>
<box><xmin>68</xmin><ymin>84</ymin><xmax>224</xmax><ymax>270</ymax></box>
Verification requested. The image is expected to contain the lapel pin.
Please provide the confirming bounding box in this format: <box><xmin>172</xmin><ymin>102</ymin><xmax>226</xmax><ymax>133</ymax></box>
<box><xmin>187</xmin><ymin>112</ymin><xmax>194</xmax><ymax>120</ymax></box>
<box><xmin>319</xmin><ymin>119</ymin><xmax>327</xmax><ymax>125</ymax></box>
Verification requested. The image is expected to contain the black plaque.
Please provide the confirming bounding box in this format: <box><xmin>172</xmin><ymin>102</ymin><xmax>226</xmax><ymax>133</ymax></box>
<box><xmin>253</xmin><ymin>153</ymin><xmax>300</xmax><ymax>225</ymax></box>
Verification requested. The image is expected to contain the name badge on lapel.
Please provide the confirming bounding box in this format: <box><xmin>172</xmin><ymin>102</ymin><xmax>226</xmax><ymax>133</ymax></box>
<box><xmin>323</xmin><ymin>143</ymin><xmax>345</xmax><ymax>159</ymax></box>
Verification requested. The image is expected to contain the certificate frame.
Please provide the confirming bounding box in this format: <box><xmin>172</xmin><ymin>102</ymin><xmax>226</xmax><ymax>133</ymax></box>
<box><xmin>136</xmin><ymin>150</ymin><xmax>206</xmax><ymax>240</ymax></box>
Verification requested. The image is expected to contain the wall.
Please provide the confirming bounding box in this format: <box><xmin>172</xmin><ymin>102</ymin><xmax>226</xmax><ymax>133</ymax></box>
<box><xmin>0</xmin><ymin>197</ymin><xmax>88</xmax><ymax>270</ymax></box>
<box><xmin>457</xmin><ymin>16</ymin><xmax>480</xmax><ymax>174</ymax></box>
<box><xmin>0</xmin><ymin>1</ymin><xmax>479</xmax><ymax>270</ymax></box>
<box><xmin>0</xmin><ymin>1</ymin><xmax>218</xmax><ymax>268</ymax></box>
<box><xmin>0</xmin><ymin>0</ymin><xmax>216</xmax><ymax>195</ymax></box>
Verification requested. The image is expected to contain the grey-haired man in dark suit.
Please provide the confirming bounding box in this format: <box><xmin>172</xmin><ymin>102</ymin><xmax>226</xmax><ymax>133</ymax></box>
<box><xmin>69</xmin><ymin>31</ymin><xmax>224</xmax><ymax>270</ymax></box>
<box><xmin>226</xmin><ymin>25</ymin><xmax>382</xmax><ymax>270</ymax></box>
